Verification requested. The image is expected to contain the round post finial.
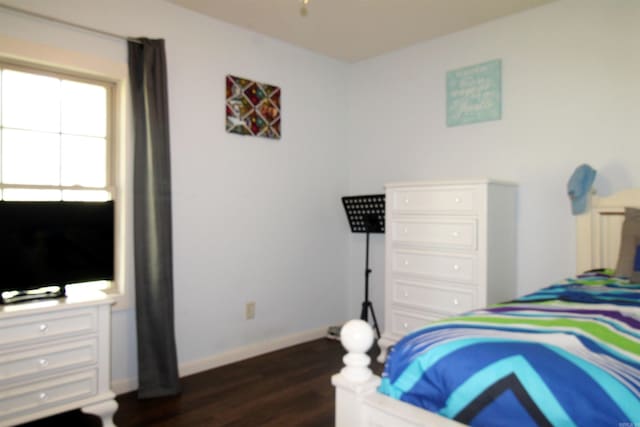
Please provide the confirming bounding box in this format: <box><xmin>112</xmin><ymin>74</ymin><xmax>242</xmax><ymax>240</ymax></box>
<box><xmin>339</xmin><ymin>319</ymin><xmax>375</xmax><ymax>383</ymax></box>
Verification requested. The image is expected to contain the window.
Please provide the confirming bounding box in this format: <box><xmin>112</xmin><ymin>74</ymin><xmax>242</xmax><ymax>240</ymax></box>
<box><xmin>0</xmin><ymin>60</ymin><xmax>116</xmax><ymax>293</ymax></box>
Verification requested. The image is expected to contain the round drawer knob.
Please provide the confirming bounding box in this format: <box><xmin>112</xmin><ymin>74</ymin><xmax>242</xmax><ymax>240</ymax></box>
<box><xmin>403</xmin><ymin>227</ymin><xmax>408</xmax><ymax>234</ymax></box>
<box><xmin>453</xmin><ymin>264</ymin><xmax>460</xmax><ymax>271</ymax></box>
<box><xmin>451</xmin><ymin>231</ymin><xmax>459</xmax><ymax>237</ymax></box>
<box><xmin>403</xmin><ymin>291</ymin><xmax>409</xmax><ymax>297</ymax></box>
<box><xmin>453</xmin><ymin>298</ymin><xmax>459</xmax><ymax>305</ymax></box>
<box><xmin>454</xmin><ymin>197</ymin><xmax>461</xmax><ymax>203</ymax></box>
<box><xmin>39</xmin><ymin>359</ymin><xmax>49</xmax><ymax>368</ymax></box>
<box><xmin>39</xmin><ymin>324</ymin><xmax>48</xmax><ymax>333</ymax></box>
<box><xmin>403</xmin><ymin>260</ymin><xmax>409</xmax><ymax>265</ymax></box>
<box><xmin>39</xmin><ymin>392</ymin><xmax>48</xmax><ymax>401</ymax></box>
<box><xmin>403</xmin><ymin>322</ymin><xmax>409</xmax><ymax>329</ymax></box>
<box><xmin>404</xmin><ymin>198</ymin><xmax>410</xmax><ymax>204</ymax></box>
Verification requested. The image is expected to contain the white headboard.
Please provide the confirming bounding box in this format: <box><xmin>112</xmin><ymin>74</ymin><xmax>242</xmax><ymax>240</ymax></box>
<box><xmin>576</xmin><ymin>189</ymin><xmax>640</xmax><ymax>273</ymax></box>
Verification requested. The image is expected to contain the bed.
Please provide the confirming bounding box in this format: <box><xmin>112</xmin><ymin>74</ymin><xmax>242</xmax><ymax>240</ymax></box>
<box><xmin>332</xmin><ymin>188</ymin><xmax>640</xmax><ymax>426</ymax></box>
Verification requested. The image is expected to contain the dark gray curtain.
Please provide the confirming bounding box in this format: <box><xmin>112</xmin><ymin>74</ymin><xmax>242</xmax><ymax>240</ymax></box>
<box><xmin>128</xmin><ymin>38</ymin><xmax>180</xmax><ymax>399</ymax></box>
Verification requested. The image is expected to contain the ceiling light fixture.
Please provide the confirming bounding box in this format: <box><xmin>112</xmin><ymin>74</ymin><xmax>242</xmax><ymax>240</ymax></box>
<box><xmin>300</xmin><ymin>0</ymin><xmax>310</xmax><ymax>17</ymax></box>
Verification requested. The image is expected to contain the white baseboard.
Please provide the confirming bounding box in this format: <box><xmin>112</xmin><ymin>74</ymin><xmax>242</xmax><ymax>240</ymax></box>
<box><xmin>111</xmin><ymin>326</ymin><xmax>328</xmax><ymax>395</ymax></box>
<box><xmin>112</xmin><ymin>376</ymin><xmax>137</xmax><ymax>395</ymax></box>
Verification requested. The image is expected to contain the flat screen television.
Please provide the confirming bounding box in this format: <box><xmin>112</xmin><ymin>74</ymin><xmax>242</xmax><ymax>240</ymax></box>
<box><xmin>0</xmin><ymin>200</ymin><xmax>114</xmax><ymax>304</ymax></box>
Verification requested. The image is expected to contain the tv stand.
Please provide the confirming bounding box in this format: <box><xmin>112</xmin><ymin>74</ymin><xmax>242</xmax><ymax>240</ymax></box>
<box><xmin>0</xmin><ymin>290</ymin><xmax>117</xmax><ymax>426</ymax></box>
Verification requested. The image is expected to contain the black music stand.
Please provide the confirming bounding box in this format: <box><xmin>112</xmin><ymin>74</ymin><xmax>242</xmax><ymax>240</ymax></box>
<box><xmin>342</xmin><ymin>194</ymin><xmax>385</xmax><ymax>338</ymax></box>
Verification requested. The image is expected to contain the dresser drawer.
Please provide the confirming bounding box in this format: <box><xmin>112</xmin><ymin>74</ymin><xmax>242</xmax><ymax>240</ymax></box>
<box><xmin>392</xmin><ymin>250</ymin><xmax>476</xmax><ymax>284</ymax></box>
<box><xmin>393</xmin><ymin>280</ymin><xmax>475</xmax><ymax>314</ymax></box>
<box><xmin>0</xmin><ymin>338</ymin><xmax>97</xmax><ymax>383</ymax></box>
<box><xmin>390</xmin><ymin>187</ymin><xmax>478</xmax><ymax>214</ymax></box>
<box><xmin>0</xmin><ymin>308</ymin><xmax>97</xmax><ymax>348</ymax></box>
<box><xmin>0</xmin><ymin>370</ymin><xmax>97</xmax><ymax>421</ymax></box>
<box><xmin>0</xmin><ymin>369</ymin><xmax>97</xmax><ymax>421</ymax></box>
<box><xmin>390</xmin><ymin>219</ymin><xmax>477</xmax><ymax>250</ymax></box>
<box><xmin>390</xmin><ymin>310</ymin><xmax>443</xmax><ymax>336</ymax></box>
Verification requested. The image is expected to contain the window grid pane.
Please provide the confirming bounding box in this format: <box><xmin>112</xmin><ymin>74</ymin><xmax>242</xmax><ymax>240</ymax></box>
<box><xmin>2</xmin><ymin>188</ymin><xmax>62</xmax><ymax>201</ymax></box>
<box><xmin>61</xmin><ymin>80</ymin><xmax>107</xmax><ymax>137</ymax></box>
<box><xmin>61</xmin><ymin>135</ymin><xmax>107</xmax><ymax>187</ymax></box>
<box><xmin>2</xmin><ymin>69</ymin><xmax>61</xmax><ymax>133</ymax></box>
<box><xmin>1</xmin><ymin>129</ymin><xmax>61</xmax><ymax>186</ymax></box>
<box><xmin>62</xmin><ymin>189</ymin><xmax>110</xmax><ymax>201</ymax></box>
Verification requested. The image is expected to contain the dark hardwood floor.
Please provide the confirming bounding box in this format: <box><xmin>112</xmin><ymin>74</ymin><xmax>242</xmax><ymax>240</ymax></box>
<box><xmin>20</xmin><ymin>338</ymin><xmax>383</xmax><ymax>427</ymax></box>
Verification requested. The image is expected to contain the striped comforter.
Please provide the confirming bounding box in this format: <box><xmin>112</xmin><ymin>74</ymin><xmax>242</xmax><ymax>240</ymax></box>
<box><xmin>378</xmin><ymin>278</ymin><xmax>640</xmax><ymax>426</ymax></box>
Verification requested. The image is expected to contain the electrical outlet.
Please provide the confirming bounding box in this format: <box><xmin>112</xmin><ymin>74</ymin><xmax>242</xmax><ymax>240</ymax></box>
<box><xmin>246</xmin><ymin>302</ymin><xmax>256</xmax><ymax>320</ymax></box>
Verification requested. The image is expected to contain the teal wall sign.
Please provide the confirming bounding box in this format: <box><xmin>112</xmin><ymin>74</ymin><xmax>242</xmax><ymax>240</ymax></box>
<box><xmin>447</xmin><ymin>59</ymin><xmax>502</xmax><ymax>127</ymax></box>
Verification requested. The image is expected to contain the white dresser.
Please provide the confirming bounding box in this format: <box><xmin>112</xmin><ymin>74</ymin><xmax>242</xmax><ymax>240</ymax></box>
<box><xmin>0</xmin><ymin>291</ymin><xmax>117</xmax><ymax>426</ymax></box>
<box><xmin>378</xmin><ymin>180</ymin><xmax>517</xmax><ymax>361</ymax></box>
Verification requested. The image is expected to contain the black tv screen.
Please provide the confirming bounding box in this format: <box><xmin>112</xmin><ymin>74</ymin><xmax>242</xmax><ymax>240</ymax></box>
<box><xmin>0</xmin><ymin>200</ymin><xmax>114</xmax><ymax>302</ymax></box>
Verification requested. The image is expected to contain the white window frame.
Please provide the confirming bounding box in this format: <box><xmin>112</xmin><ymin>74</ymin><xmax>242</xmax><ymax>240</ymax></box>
<box><xmin>0</xmin><ymin>56</ymin><xmax>129</xmax><ymax>308</ymax></box>
<box><xmin>0</xmin><ymin>59</ymin><xmax>115</xmax><ymax>201</ymax></box>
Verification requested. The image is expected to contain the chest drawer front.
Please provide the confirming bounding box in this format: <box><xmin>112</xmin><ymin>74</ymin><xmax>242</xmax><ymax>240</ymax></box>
<box><xmin>392</xmin><ymin>251</ymin><xmax>476</xmax><ymax>284</ymax></box>
<box><xmin>0</xmin><ymin>308</ymin><xmax>97</xmax><ymax>348</ymax></box>
<box><xmin>391</xmin><ymin>187</ymin><xmax>478</xmax><ymax>214</ymax></box>
<box><xmin>390</xmin><ymin>310</ymin><xmax>443</xmax><ymax>337</ymax></box>
<box><xmin>0</xmin><ymin>338</ymin><xmax>97</xmax><ymax>383</ymax></box>
<box><xmin>0</xmin><ymin>370</ymin><xmax>97</xmax><ymax>420</ymax></box>
<box><xmin>390</xmin><ymin>219</ymin><xmax>477</xmax><ymax>250</ymax></box>
<box><xmin>393</xmin><ymin>280</ymin><xmax>475</xmax><ymax>314</ymax></box>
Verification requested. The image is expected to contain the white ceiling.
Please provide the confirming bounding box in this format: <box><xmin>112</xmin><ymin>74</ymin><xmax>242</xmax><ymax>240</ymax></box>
<box><xmin>168</xmin><ymin>0</ymin><xmax>556</xmax><ymax>62</ymax></box>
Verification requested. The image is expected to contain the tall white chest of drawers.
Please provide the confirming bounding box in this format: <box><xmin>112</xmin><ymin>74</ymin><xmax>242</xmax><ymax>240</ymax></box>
<box><xmin>378</xmin><ymin>180</ymin><xmax>517</xmax><ymax>361</ymax></box>
<box><xmin>0</xmin><ymin>291</ymin><xmax>117</xmax><ymax>426</ymax></box>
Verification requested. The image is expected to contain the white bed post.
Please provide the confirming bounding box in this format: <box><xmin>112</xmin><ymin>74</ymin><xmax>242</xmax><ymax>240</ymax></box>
<box><xmin>331</xmin><ymin>319</ymin><xmax>381</xmax><ymax>427</ymax></box>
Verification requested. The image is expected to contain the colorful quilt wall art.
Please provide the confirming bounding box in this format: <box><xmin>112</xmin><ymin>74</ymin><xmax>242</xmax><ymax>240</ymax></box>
<box><xmin>226</xmin><ymin>75</ymin><xmax>281</xmax><ymax>139</ymax></box>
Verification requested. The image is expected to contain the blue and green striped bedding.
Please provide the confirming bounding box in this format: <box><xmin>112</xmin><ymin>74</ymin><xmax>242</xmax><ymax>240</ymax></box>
<box><xmin>379</xmin><ymin>276</ymin><xmax>640</xmax><ymax>426</ymax></box>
